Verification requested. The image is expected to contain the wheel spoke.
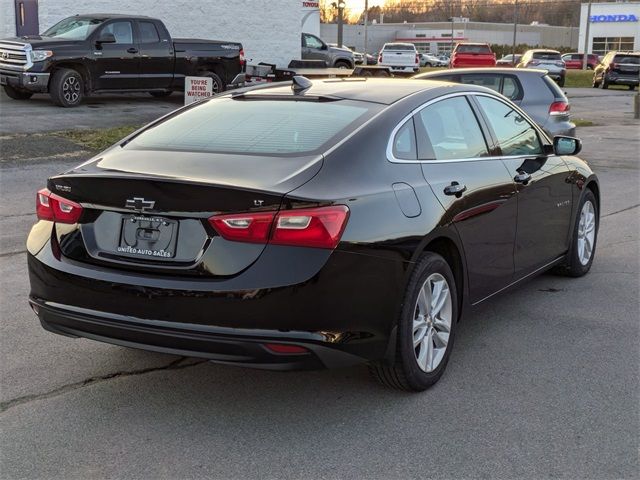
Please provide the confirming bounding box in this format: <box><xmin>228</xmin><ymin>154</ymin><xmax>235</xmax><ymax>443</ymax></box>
<box><xmin>433</xmin><ymin>317</ymin><xmax>450</xmax><ymax>333</ymax></box>
<box><xmin>431</xmin><ymin>280</ymin><xmax>449</xmax><ymax>317</ymax></box>
<box><xmin>424</xmin><ymin>327</ymin><xmax>434</xmax><ymax>371</ymax></box>
<box><xmin>416</xmin><ymin>335</ymin><xmax>429</xmax><ymax>370</ymax></box>
<box><xmin>433</xmin><ymin>330</ymin><xmax>449</xmax><ymax>348</ymax></box>
<box><xmin>417</xmin><ymin>286</ymin><xmax>430</xmax><ymax>315</ymax></box>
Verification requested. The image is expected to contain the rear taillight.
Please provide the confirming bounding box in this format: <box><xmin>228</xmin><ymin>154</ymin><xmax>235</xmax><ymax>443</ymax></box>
<box><xmin>549</xmin><ymin>101</ymin><xmax>570</xmax><ymax>116</ymax></box>
<box><xmin>529</xmin><ymin>60</ymin><xmax>540</xmax><ymax>66</ymax></box>
<box><xmin>209</xmin><ymin>205</ymin><xmax>349</xmax><ymax>249</ymax></box>
<box><xmin>415</xmin><ymin>54</ymin><xmax>420</xmax><ymax>64</ymax></box>
<box><xmin>36</xmin><ymin>188</ymin><xmax>83</xmax><ymax>224</ymax></box>
<box><xmin>609</xmin><ymin>62</ymin><xmax>618</xmax><ymax>71</ymax></box>
<box><xmin>239</xmin><ymin>48</ymin><xmax>245</xmax><ymax>66</ymax></box>
<box><xmin>209</xmin><ymin>212</ymin><xmax>274</xmax><ymax>244</ymax></box>
<box><xmin>378</xmin><ymin>54</ymin><xmax>382</xmax><ymax>63</ymax></box>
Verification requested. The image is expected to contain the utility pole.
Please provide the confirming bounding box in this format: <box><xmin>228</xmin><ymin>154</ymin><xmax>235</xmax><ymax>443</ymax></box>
<box><xmin>582</xmin><ymin>0</ymin><xmax>592</xmax><ymax>69</ymax></box>
<box><xmin>337</xmin><ymin>1</ymin><xmax>345</xmax><ymax>48</ymax></box>
<box><xmin>363</xmin><ymin>0</ymin><xmax>368</xmax><ymax>54</ymax></box>
<box><xmin>512</xmin><ymin>0</ymin><xmax>518</xmax><ymax>65</ymax></box>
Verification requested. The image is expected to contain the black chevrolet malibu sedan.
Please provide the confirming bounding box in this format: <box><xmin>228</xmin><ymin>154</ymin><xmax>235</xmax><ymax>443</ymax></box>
<box><xmin>27</xmin><ymin>77</ymin><xmax>600</xmax><ymax>391</ymax></box>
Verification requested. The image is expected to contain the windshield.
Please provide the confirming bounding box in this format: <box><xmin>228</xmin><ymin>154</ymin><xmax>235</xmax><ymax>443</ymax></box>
<box><xmin>126</xmin><ymin>97</ymin><xmax>378</xmax><ymax>156</ymax></box>
<box><xmin>456</xmin><ymin>45</ymin><xmax>492</xmax><ymax>54</ymax></box>
<box><xmin>383</xmin><ymin>44</ymin><xmax>415</xmax><ymax>51</ymax></box>
<box><xmin>613</xmin><ymin>55</ymin><xmax>639</xmax><ymax>64</ymax></box>
<box><xmin>532</xmin><ymin>51</ymin><xmax>561</xmax><ymax>61</ymax></box>
<box><xmin>42</xmin><ymin>17</ymin><xmax>104</xmax><ymax>40</ymax></box>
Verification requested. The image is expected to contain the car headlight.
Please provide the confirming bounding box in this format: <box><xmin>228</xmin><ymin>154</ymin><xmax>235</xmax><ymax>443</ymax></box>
<box><xmin>30</xmin><ymin>50</ymin><xmax>53</xmax><ymax>62</ymax></box>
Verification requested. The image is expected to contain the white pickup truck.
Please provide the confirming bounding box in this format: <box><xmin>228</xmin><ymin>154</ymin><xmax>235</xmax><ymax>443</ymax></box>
<box><xmin>378</xmin><ymin>43</ymin><xmax>420</xmax><ymax>73</ymax></box>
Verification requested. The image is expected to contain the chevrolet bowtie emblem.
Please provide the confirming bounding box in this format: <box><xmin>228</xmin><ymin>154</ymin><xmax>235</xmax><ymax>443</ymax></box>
<box><xmin>125</xmin><ymin>197</ymin><xmax>155</xmax><ymax>212</ymax></box>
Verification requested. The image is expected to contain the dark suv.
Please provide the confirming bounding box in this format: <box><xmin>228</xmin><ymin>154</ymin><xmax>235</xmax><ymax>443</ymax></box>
<box><xmin>592</xmin><ymin>51</ymin><xmax>639</xmax><ymax>90</ymax></box>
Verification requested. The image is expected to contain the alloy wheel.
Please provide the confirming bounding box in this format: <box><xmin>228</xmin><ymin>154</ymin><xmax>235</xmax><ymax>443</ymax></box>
<box><xmin>577</xmin><ymin>200</ymin><xmax>596</xmax><ymax>265</ymax></box>
<box><xmin>412</xmin><ymin>273</ymin><xmax>453</xmax><ymax>373</ymax></box>
<box><xmin>62</xmin><ymin>76</ymin><xmax>81</xmax><ymax>103</ymax></box>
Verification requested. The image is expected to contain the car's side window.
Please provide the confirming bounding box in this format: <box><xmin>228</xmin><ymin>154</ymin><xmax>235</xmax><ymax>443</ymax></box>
<box><xmin>459</xmin><ymin>74</ymin><xmax>501</xmax><ymax>93</ymax></box>
<box><xmin>304</xmin><ymin>34</ymin><xmax>323</xmax><ymax>49</ymax></box>
<box><xmin>501</xmin><ymin>76</ymin><xmax>522</xmax><ymax>100</ymax></box>
<box><xmin>413</xmin><ymin>96</ymin><xmax>489</xmax><ymax>161</ymax></box>
<box><xmin>476</xmin><ymin>96</ymin><xmax>543</xmax><ymax>157</ymax></box>
<box><xmin>392</xmin><ymin>119</ymin><xmax>417</xmax><ymax>160</ymax></box>
<box><xmin>101</xmin><ymin>21</ymin><xmax>134</xmax><ymax>44</ymax></box>
<box><xmin>138</xmin><ymin>21</ymin><xmax>160</xmax><ymax>44</ymax></box>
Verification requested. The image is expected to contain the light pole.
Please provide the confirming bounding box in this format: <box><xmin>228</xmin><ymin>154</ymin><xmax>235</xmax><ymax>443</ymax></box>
<box><xmin>333</xmin><ymin>1</ymin><xmax>346</xmax><ymax>48</ymax></box>
<box><xmin>512</xmin><ymin>0</ymin><xmax>518</xmax><ymax>65</ymax></box>
<box><xmin>363</xmin><ymin>0</ymin><xmax>368</xmax><ymax>54</ymax></box>
<box><xmin>582</xmin><ymin>0</ymin><xmax>592</xmax><ymax>69</ymax></box>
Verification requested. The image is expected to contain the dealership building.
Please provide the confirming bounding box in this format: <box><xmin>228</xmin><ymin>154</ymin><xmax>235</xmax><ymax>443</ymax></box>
<box><xmin>321</xmin><ymin>21</ymin><xmax>579</xmax><ymax>55</ymax></box>
<box><xmin>578</xmin><ymin>1</ymin><xmax>640</xmax><ymax>54</ymax></box>
<box><xmin>0</xmin><ymin>0</ymin><xmax>320</xmax><ymax>67</ymax></box>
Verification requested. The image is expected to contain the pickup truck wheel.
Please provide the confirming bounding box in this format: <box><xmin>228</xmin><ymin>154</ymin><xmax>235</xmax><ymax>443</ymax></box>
<box><xmin>334</xmin><ymin>60</ymin><xmax>351</xmax><ymax>69</ymax></box>
<box><xmin>50</xmin><ymin>68</ymin><xmax>83</xmax><ymax>107</ymax></box>
<box><xmin>149</xmin><ymin>91</ymin><xmax>172</xmax><ymax>98</ymax></box>
<box><xmin>202</xmin><ymin>72</ymin><xmax>224</xmax><ymax>94</ymax></box>
<box><xmin>3</xmin><ymin>85</ymin><xmax>33</xmax><ymax>100</ymax></box>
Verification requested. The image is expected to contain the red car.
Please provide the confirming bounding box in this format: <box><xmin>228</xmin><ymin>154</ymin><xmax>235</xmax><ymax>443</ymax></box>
<box><xmin>450</xmin><ymin>43</ymin><xmax>496</xmax><ymax>68</ymax></box>
<box><xmin>562</xmin><ymin>53</ymin><xmax>600</xmax><ymax>70</ymax></box>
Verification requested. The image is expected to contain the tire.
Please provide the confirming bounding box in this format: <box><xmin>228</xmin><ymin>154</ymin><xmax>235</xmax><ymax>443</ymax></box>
<box><xmin>629</xmin><ymin>85</ymin><xmax>636</xmax><ymax>91</ymax></box>
<box><xmin>334</xmin><ymin>60</ymin><xmax>351</xmax><ymax>69</ymax></box>
<box><xmin>49</xmin><ymin>68</ymin><xmax>83</xmax><ymax>107</ymax></box>
<box><xmin>600</xmin><ymin>75</ymin><xmax>609</xmax><ymax>89</ymax></box>
<box><xmin>149</xmin><ymin>91</ymin><xmax>172</xmax><ymax>98</ymax></box>
<box><xmin>557</xmin><ymin>76</ymin><xmax>565</xmax><ymax>87</ymax></box>
<box><xmin>369</xmin><ymin>252</ymin><xmax>458</xmax><ymax>391</ymax></box>
<box><xmin>201</xmin><ymin>71</ymin><xmax>224</xmax><ymax>94</ymax></box>
<box><xmin>3</xmin><ymin>85</ymin><xmax>33</xmax><ymax>100</ymax></box>
<box><xmin>555</xmin><ymin>190</ymin><xmax>598</xmax><ymax>277</ymax></box>
<box><xmin>591</xmin><ymin>76</ymin><xmax>599</xmax><ymax>88</ymax></box>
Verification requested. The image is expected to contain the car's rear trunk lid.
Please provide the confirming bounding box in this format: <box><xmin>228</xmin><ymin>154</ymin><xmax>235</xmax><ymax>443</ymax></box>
<box><xmin>48</xmin><ymin>149</ymin><xmax>322</xmax><ymax>276</ymax></box>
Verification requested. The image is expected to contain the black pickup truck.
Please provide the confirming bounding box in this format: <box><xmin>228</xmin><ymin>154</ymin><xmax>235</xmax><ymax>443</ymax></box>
<box><xmin>0</xmin><ymin>14</ymin><xmax>244</xmax><ymax>107</ymax></box>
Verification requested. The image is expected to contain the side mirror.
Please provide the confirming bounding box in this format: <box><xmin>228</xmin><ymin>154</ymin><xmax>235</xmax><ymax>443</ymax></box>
<box><xmin>96</xmin><ymin>32</ymin><xmax>116</xmax><ymax>45</ymax></box>
<box><xmin>554</xmin><ymin>136</ymin><xmax>582</xmax><ymax>156</ymax></box>
<box><xmin>321</xmin><ymin>43</ymin><xmax>328</xmax><ymax>50</ymax></box>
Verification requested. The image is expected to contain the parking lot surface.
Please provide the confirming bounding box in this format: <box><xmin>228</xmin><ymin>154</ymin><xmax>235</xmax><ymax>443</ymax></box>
<box><xmin>0</xmin><ymin>89</ymin><xmax>638</xmax><ymax>479</ymax></box>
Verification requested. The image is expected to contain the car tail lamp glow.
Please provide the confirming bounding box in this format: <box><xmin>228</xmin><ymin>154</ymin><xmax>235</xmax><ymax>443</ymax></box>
<box><xmin>209</xmin><ymin>205</ymin><xmax>349</xmax><ymax>249</ymax></box>
<box><xmin>239</xmin><ymin>48</ymin><xmax>245</xmax><ymax>66</ymax></box>
<box><xmin>209</xmin><ymin>212</ymin><xmax>274</xmax><ymax>243</ymax></box>
<box><xmin>415</xmin><ymin>54</ymin><xmax>420</xmax><ymax>64</ymax></box>
<box><xmin>263</xmin><ymin>343</ymin><xmax>309</xmax><ymax>354</ymax></box>
<box><xmin>378</xmin><ymin>54</ymin><xmax>382</xmax><ymax>63</ymax></box>
<box><xmin>549</xmin><ymin>101</ymin><xmax>570</xmax><ymax>115</ymax></box>
<box><xmin>36</xmin><ymin>188</ymin><xmax>83</xmax><ymax>223</ymax></box>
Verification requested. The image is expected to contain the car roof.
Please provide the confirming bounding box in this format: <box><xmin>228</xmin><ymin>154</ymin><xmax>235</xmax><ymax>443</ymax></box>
<box><xmin>527</xmin><ymin>49</ymin><xmax>560</xmax><ymax>53</ymax></box>
<box><xmin>75</xmin><ymin>13</ymin><xmax>155</xmax><ymax>20</ymax></box>
<box><xmin>228</xmin><ymin>77</ymin><xmax>489</xmax><ymax>105</ymax></box>
<box><xmin>414</xmin><ymin>67</ymin><xmax>548</xmax><ymax>77</ymax></box>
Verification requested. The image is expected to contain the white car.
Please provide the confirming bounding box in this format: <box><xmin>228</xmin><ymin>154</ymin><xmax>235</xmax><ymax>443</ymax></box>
<box><xmin>378</xmin><ymin>43</ymin><xmax>419</xmax><ymax>73</ymax></box>
<box><xmin>420</xmin><ymin>53</ymin><xmax>446</xmax><ymax>67</ymax></box>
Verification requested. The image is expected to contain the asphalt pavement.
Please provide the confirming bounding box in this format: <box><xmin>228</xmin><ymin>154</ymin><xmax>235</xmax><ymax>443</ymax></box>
<box><xmin>0</xmin><ymin>88</ymin><xmax>638</xmax><ymax>479</ymax></box>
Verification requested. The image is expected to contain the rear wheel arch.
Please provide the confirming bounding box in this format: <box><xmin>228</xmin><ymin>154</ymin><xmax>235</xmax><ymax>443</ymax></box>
<box><xmin>420</xmin><ymin>236</ymin><xmax>466</xmax><ymax>317</ymax></box>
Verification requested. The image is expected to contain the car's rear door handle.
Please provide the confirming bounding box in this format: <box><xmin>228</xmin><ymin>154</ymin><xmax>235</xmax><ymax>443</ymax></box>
<box><xmin>444</xmin><ymin>181</ymin><xmax>467</xmax><ymax>197</ymax></box>
<box><xmin>127</xmin><ymin>47</ymin><xmax>139</xmax><ymax>54</ymax></box>
<box><xmin>514</xmin><ymin>172</ymin><xmax>532</xmax><ymax>184</ymax></box>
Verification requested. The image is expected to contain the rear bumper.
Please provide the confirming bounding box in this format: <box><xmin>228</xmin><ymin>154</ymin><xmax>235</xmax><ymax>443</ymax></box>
<box><xmin>27</xmin><ymin>237</ymin><xmax>406</xmax><ymax>369</ymax></box>
<box><xmin>0</xmin><ymin>69</ymin><xmax>49</xmax><ymax>92</ymax></box>
<box><xmin>32</xmin><ymin>299</ymin><xmax>366</xmax><ymax>370</ymax></box>
<box><xmin>606</xmin><ymin>73</ymin><xmax>639</xmax><ymax>86</ymax></box>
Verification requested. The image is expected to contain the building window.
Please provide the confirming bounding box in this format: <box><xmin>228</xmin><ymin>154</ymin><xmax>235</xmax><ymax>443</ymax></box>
<box><xmin>592</xmin><ymin>37</ymin><xmax>635</xmax><ymax>55</ymax></box>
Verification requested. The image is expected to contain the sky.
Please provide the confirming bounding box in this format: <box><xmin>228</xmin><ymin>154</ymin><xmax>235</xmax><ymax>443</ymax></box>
<box><xmin>346</xmin><ymin>0</ymin><xmax>386</xmax><ymax>15</ymax></box>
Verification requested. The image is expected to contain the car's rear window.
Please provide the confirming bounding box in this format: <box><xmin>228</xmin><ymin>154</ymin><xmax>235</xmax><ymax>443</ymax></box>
<box><xmin>613</xmin><ymin>55</ymin><xmax>639</xmax><ymax>64</ymax></box>
<box><xmin>532</xmin><ymin>51</ymin><xmax>561</xmax><ymax>60</ymax></box>
<box><xmin>456</xmin><ymin>45</ymin><xmax>492</xmax><ymax>54</ymax></box>
<box><xmin>126</xmin><ymin>97</ymin><xmax>376</xmax><ymax>156</ymax></box>
<box><xmin>383</xmin><ymin>44</ymin><xmax>415</xmax><ymax>51</ymax></box>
